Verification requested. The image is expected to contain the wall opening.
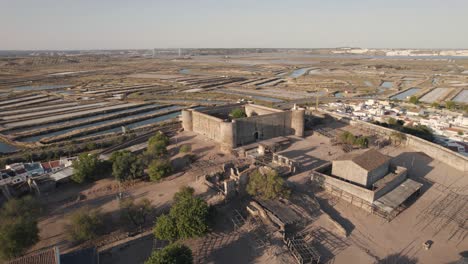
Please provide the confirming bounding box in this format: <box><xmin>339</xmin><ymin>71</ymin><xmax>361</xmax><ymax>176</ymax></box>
<box><xmin>254</xmin><ymin>131</ymin><xmax>259</xmax><ymax>141</ymax></box>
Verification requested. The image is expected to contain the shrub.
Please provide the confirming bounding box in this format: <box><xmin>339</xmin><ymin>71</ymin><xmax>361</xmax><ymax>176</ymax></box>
<box><xmin>148</xmin><ymin>159</ymin><xmax>173</xmax><ymax>181</ymax></box>
<box><xmin>72</xmin><ymin>153</ymin><xmax>103</xmax><ymax>183</ymax></box>
<box><xmin>110</xmin><ymin>150</ymin><xmax>144</xmax><ymax>181</ymax></box>
<box><xmin>67</xmin><ymin>208</ymin><xmax>103</xmax><ymax>243</ymax></box>
<box><xmin>409</xmin><ymin>96</ymin><xmax>419</xmax><ymax>104</ymax></box>
<box><xmin>120</xmin><ymin>198</ymin><xmax>153</xmax><ymax>227</ymax></box>
<box><xmin>445</xmin><ymin>100</ymin><xmax>456</xmax><ymax>110</ymax></box>
<box><xmin>339</xmin><ymin>131</ymin><xmax>355</xmax><ymax>145</ymax></box>
<box><xmin>179</xmin><ymin>144</ymin><xmax>191</xmax><ymax>153</ymax></box>
<box><xmin>145</xmin><ymin>243</ymin><xmax>193</xmax><ymax>264</ymax></box>
<box><xmin>153</xmin><ymin>187</ymin><xmax>209</xmax><ymax>241</ymax></box>
<box><xmin>153</xmin><ymin>214</ymin><xmax>178</xmax><ymax>242</ymax></box>
<box><xmin>230</xmin><ymin>108</ymin><xmax>246</xmax><ymax>119</ymax></box>
<box><xmin>149</xmin><ymin>132</ymin><xmax>170</xmax><ymax>147</ymax></box>
<box><xmin>247</xmin><ymin>169</ymin><xmax>290</xmax><ymax>200</ymax></box>
<box><xmin>0</xmin><ymin>197</ymin><xmax>41</xmax><ymax>260</ymax></box>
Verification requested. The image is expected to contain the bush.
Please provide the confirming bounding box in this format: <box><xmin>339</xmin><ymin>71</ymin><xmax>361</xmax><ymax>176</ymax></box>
<box><xmin>247</xmin><ymin>169</ymin><xmax>290</xmax><ymax>200</ymax></box>
<box><xmin>179</xmin><ymin>144</ymin><xmax>191</xmax><ymax>153</ymax></box>
<box><xmin>402</xmin><ymin>125</ymin><xmax>434</xmax><ymax>142</ymax></box>
<box><xmin>153</xmin><ymin>214</ymin><xmax>178</xmax><ymax>242</ymax></box>
<box><xmin>354</xmin><ymin>136</ymin><xmax>369</xmax><ymax>148</ymax></box>
<box><xmin>339</xmin><ymin>131</ymin><xmax>356</xmax><ymax>145</ymax></box>
<box><xmin>445</xmin><ymin>100</ymin><xmax>456</xmax><ymax>110</ymax></box>
<box><xmin>72</xmin><ymin>153</ymin><xmax>103</xmax><ymax>183</ymax></box>
<box><xmin>0</xmin><ymin>197</ymin><xmax>41</xmax><ymax>260</ymax></box>
<box><xmin>230</xmin><ymin>108</ymin><xmax>246</xmax><ymax>119</ymax></box>
<box><xmin>110</xmin><ymin>150</ymin><xmax>144</xmax><ymax>181</ymax></box>
<box><xmin>67</xmin><ymin>208</ymin><xmax>103</xmax><ymax>243</ymax></box>
<box><xmin>149</xmin><ymin>132</ymin><xmax>170</xmax><ymax>147</ymax></box>
<box><xmin>120</xmin><ymin>198</ymin><xmax>152</xmax><ymax>228</ymax></box>
<box><xmin>148</xmin><ymin>159</ymin><xmax>173</xmax><ymax>181</ymax></box>
<box><xmin>153</xmin><ymin>187</ymin><xmax>209</xmax><ymax>241</ymax></box>
<box><xmin>145</xmin><ymin>243</ymin><xmax>193</xmax><ymax>264</ymax></box>
<box><xmin>409</xmin><ymin>96</ymin><xmax>419</xmax><ymax>104</ymax></box>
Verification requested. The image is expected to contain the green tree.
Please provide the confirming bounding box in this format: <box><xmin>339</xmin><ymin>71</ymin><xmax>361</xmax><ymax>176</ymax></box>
<box><xmin>147</xmin><ymin>140</ymin><xmax>168</xmax><ymax>158</ymax></box>
<box><xmin>110</xmin><ymin>150</ymin><xmax>144</xmax><ymax>181</ymax></box>
<box><xmin>149</xmin><ymin>132</ymin><xmax>170</xmax><ymax>147</ymax></box>
<box><xmin>354</xmin><ymin>136</ymin><xmax>369</xmax><ymax>148</ymax></box>
<box><xmin>230</xmin><ymin>108</ymin><xmax>246</xmax><ymax>119</ymax></box>
<box><xmin>247</xmin><ymin>170</ymin><xmax>290</xmax><ymax>200</ymax></box>
<box><xmin>431</xmin><ymin>102</ymin><xmax>440</xmax><ymax>108</ymax></box>
<box><xmin>145</xmin><ymin>243</ymin><xmax>193</xmax><ymax>264</ymax></box>
<box><xmin>146</xmin><ymin>132</ymin><xmax>170</xmax><ymax>159</ymax></box>
<box><xmin>72</xmin><ymin>153</ymin><xmax>101</xmax><ymax>183</ymax></box>
<box><xmin>153</xmin><ymin>214</ymin><xmax>178</xmax><ymax>242</ymax></box>
<box><xmin>445</xmin><ymin>100</ymin><xmax>456</xmax><ymax>110</ymax></box>
<box><xmin>387</xmin><ymin>117</ymin><xmax>398</xmax><ymax>126</ymax></box>
<box><xmin>66</xmin><ymin>207</ymin><xmax>103</xmax><ymax>243</ymax></box>
<box><xmin>148</xmin><ymin>159</ymin><xmax>173</xmax><ymax>181</ymax></box>
<box><xmin>339</xmin><ymin>131</ymin><xmax>356</xmax><ymax>145</ymax></box>
<box><xmin>153</xmin><ymin>187</ymin><xmax>209</xmax><ymax>241</ymax></box>
<box><xmin>409</xmin><ymin>96</ymin><xmax>419</xmax><ymax>104</ymax></box>
<box><xmin>458</xmin><ymin>131</ymin><xmax>464</xmax><ymax>136</ymax></box>
<box><xmin>0</xmin><ymin>197</ymin><xmax>40</xmax><ymax>260</ymax></box>
<box><xmin>120</xmin><ymin>198</ymin><xmax>153</xmax><ymax>228</ymax></box>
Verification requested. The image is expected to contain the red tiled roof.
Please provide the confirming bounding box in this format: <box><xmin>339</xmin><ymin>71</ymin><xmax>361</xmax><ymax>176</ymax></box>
<box><xmin>50</xmin><ymin>160</ymin><xmax>60</xmax><ymax>168</ymax></box>
<box><xmin>41</xmin><ymin>163</ymin><xmax>52</xmax><ymax>170</ymax></box>
<box><xmin>8</xmin><ymin>247</ymin><xmax>59</xmax><ymax>264</ymax></box>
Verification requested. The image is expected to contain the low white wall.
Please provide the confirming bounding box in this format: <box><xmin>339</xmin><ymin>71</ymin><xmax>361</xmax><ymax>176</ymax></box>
<box><xmin>316</xmin><ymin>109</ymin><xmax>468</xmax><ymax>172</ymax></box>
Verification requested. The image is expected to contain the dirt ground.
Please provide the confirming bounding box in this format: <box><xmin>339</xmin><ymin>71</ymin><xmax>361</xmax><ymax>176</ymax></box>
<box><xmin>284</xmin><ymin>125</ymin><xmax>467</xmax><ymax>264</ymax></box>
<box><xmin>29</xmin><ymin>124</ymin><xmax>467</xmax><ymax>264</ymax></box>
<box><xmin>30</xmin><ymin>131</ymin><xmax>233</xmax><ymax>254</ymax></box>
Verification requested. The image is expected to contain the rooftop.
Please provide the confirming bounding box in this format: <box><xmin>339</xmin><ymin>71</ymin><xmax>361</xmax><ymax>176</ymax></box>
<box><xmin>336</xmin><ymin>149</ymin><xmax>391</xmax><ymax>171</ymax></box>
<box><xmin>8</xmin><ymin>247</ymin><xmax>59</xmax><ymax>264</ymax></box>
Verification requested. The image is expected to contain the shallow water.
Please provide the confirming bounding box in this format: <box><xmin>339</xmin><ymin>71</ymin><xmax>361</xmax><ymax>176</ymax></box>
<box><xmin>0</xmin><ymin>141</ymin><xmax>17</xmax><ymax>154</ymax></box>
<box><xmin>13</xmin><ymin>84</ymin><xmax>71</xmax><ymax>91</ymax></box>
<box><xmin>390</xmin><ymin>88</ymin><xmax>421</xmax><ymax>100</ymax></box>
<box><xmin>19</xmin><ymin>106</ymin><xmax>179</xmax><ymax>142</ymax></box>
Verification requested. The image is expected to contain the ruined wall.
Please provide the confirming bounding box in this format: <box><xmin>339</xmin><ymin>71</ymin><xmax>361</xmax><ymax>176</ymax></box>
<box><xmin>235</xmin><ymin>112</ymin><xmax>293</xmax><ymax>146</ymax></box>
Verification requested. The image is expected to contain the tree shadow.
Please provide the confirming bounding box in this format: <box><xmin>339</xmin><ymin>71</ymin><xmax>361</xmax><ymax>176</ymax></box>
<box><xmin>377</xmin><ymin>253</ymin><xmax>418</xmax><ymax>264</ymax></box>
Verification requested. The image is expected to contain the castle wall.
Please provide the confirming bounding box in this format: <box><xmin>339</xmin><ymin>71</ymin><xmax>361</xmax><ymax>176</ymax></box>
<box><xmin>235</xmin><ymin>111</ymin><xmax>293</xmax><ymax>146</ymax></box>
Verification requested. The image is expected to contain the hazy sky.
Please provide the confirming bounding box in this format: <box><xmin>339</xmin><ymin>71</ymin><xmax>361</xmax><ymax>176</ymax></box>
<box><xmin>1</xmin><ymin>0</ymin><xmax>467</xmax><ymax>50</ymax></box>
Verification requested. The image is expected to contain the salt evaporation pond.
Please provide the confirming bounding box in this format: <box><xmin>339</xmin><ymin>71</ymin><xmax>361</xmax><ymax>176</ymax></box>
<box><xmin>218</xmin><ymin>90</ymin><xmax>284</xmax><ymax>103</ymax></box>
<box><xmin>19</xmin><ymin>106</ymin><xmax>180</xmax><ymax>142</ymax></box>
<box><xmin>77</xmin><ymin>111</ymin><xmax>182</xmax><ymax>139</ymax></box>
<box><xmin>380</xmin><ymin>81</ymin><xmax>393</xmax><ymax>89</ymax></box>
<box><xmin>390</xmin><ymin>88</ymin><xmax>421</xmax><ymax>100</ymax></box>
<box><xmin>453</xmin><ymin>90</ymin><xmax>468</xmax><ymax>103</ymax></box>
<box><xmin>7</xmin><ymin>104</ymin><xmax>159</xmax><ymax>134</ymax></box>
<box><xmin>13</xmin><ymin>84</ymin><xmax>72</xmax><ymax>91</ymax></box>
<box><xmin>0</xmin><ymin>142</ymin><xmax>17</xmax><ymax>154</ymax></box>
<box><xmin>289</xmin><ymin>68</ymin><xmax>312</xmax><ymax>78</ymax></box>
